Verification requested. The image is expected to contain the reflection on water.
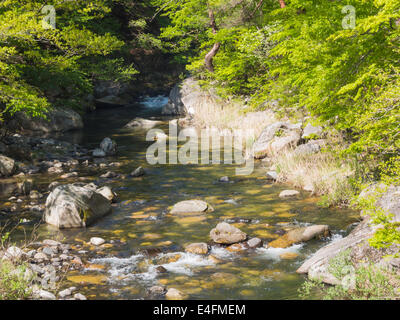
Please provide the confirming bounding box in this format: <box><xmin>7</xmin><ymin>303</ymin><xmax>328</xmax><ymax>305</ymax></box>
<box><xmin>1</xmin><ymin>97</ymin><xmax>360</xmax><ymax>300</ymax></box>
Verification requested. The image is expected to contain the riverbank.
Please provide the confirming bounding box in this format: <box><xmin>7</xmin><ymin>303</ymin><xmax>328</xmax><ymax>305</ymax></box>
<box><xmin>164</xmin><ymin>77</ymin><xmax>400</xmax><ymax>298</ymax></box>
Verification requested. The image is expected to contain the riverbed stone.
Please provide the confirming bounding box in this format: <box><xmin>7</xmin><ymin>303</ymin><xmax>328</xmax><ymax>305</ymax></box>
<box><xmin>73</xmin><ymin>293</ymin><xmax>87</xmax><ymax>300</ymax></box>
<box><xmin>90</xmin><ymin>237</ymin><xmax>105</xmax><ymax>246</ymax></box>
<box><xmin>96</xmin><ymin>186</ymin><xmax>117</xmax><ymax>202</ymax></box>
<box><xmin>170</xmin><ymin>200</ymin><xmax>213</xmax><ymax>215</ymax></box>
<box><xmin>226</xmin><ymin>243</ymin><xmax>249</xmax><ymax>253</ymax></box>
<box><xmin>0</xmin><ymin>155</ymin><xmax>15</xmax><ymax>177</ymax></box>
<box><xmin>185</xmin><ymin>243</ymin><xmax>209</xmax><ymax>255</ymax></box>
<box><xmin>100</xmin><ymin>137</ymin><xmax>117</xmax><ymax>156</ymax></box>
<box><xmin>297</xmin><ymin>184</ymin><xmax>400</xmax><ymax>285</ymax></box>
<box><xmin>130</xmin><ymin>166</ymin><xmax>145</xmax><ymax>177</ymax></box>
<box><xmin>34</xmin><ymin>252</ymin><xmax>49</xmax><ymax>261</ymax></box>
<box><xmin>44</xmin><ymin>184</ymin><xmax>112</xmax><ymax>228</ymax></box>
<box><xmin>148</xmin><ymin>285</ymin><xmax>166</xmax><ymax>296</ymax></box>
<box><xmin>125</xmin><ymin>118</ymin><xmax>162</xmax><ymax>129</ymax></box>
<box><xmin>210</xmin><ymin>222</ymin><xmax>247</xmax><ymax>244</ymax></box>
<box><xmin>279</xmin><ymin>190</ymin><xmax>300</xmax><ymax>198</ymax></box>
<box><xmin>38</xmin><ymin>289</ymin><xmax>56</xmax><ymax>300</ymax></box>
<box><xmin>93</xmin><ymin>148</ymin><xmax>106</xmax><ymax>158</ymax></box>
<box><xmin>165</xmin><ymin>288</ymin><xmax>185</xmax><ymax>300</ymax></box>
<box><xmin>3</xmin><ymin>246</ymin><xmax>24</xmax><ymax>261</ymax></box>
<box><xmin>42</xmin><ymin>239</ymin><xmax>61</xmax><ymax>247</ymax></box>
<box><xmin>253</xmin><ymin>122</ymin><xmax>301</xmax><ymax>159</ymax></box>
<box><xmin>58</xmin><ymin>288</ymin><xmax>72</xmax><ymax>298</ymax></box>
<box><xmin>247</xmin><ymin>237</ymin><xmax>263</xmax><ymax>248</ymax></box>
<box><xmin>266</xmin><ymin>171</ymin><xmax>278</xmax><ymax>181</ymax></box>
<box><xmin>268</xmin><ymin>225</ymin><xmax>330</xmax><ymax>248</ymax></box>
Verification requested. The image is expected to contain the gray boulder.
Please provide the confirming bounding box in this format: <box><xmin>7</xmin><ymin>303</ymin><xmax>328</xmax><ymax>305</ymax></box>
<box><xmin>253</xmin><ymin>122</ymin><xmax>301</xmax><ymax>159</ymax></box>
<box><xmin>294</xmin><ymin>139</ymin><xmax>326</xmax><ymax>156</ymax></box>
<box><xmin>92</xmin><ymin>149</ymin><xmax>106</xmax><ymax>158</ymax></box>
<box><xmin>44</xmin><ymin>184</ymin><xmax>112</xmax><ymax>229</ymax></box>
<box><xmin>302</xmin><ymin>123</ymin><xmax>323</xmax><ymax>139</ymax></box>
<box><xmin>100</xmin><ymin>137</ymin><xmax>117</xmax><ymax>156</ymax></box>
<box><xmin>0</xmin><ymin>155</ymin><xmax>15</xmax><ymax>177</ymax></box>
<box><xmin>162</xmin><ymin>78</ymin><xmax>204</xmax><ymax>116</ymax></box>
<box><xmin>210</xmin><ymin>222</ymin><xmax>247</xmax><ymax>244</ymax></box>
<box><xmin>9</xmin><ymin>108</ymin><xmax>83</xmax><ymax>133</ymax></box>
<box><xmin>297</xmin><ymin>185</ymin><xmax>400</xmax><ymax>284</ymax></box>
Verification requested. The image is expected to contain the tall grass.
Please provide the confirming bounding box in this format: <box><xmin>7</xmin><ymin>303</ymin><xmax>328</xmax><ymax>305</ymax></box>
<box><xmin>269</xmin><ymin>149</ymin><xmax>357</xmax><ymax>207</ymax></box>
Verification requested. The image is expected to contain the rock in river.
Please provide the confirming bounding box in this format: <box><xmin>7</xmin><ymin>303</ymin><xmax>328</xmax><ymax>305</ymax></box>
<box><xmin>297</xmin><ymin>185</ymin><xmax>400</xmax><ymax>285</ymax></box>
<box><xmin>170</xmin><ymin>200</ymin><xmax>213</xmax><ymax>215</ymax></box>
<box><xmin>0</xmin><ymin>155</ymin><xmax>15</xmax><ymax>177</ymax></box>
<box><xmin>185</xmin><ymin>243</ymin><xmax>209</xmax><ymax>255</ymax></box>
<box><xmin>267</xmin><ymin>225</ymin><xmax>330</xmax><ymax>248</ymax></box>
<box><xmin>96</xmin><ymin>186</ymin><xmax>117</xmax><ymax>202</ymax></box>
<box><xmin>100</xmin><ymin>137</ymin><xmax>117</xmax><ymax>156</ymax></box>
<box><xmin>44</xmin><ymin>184</ymin><xmax>112</xmax><ymax>229</ymax></box>
<box><xmin>210</xmin><ymin>222</ymin><xmax>247</xmax><ymax>244</ymax></box>
<box><xmin>279</xmin><ymin>190</ymin><xmax>300</xmax><ymax>198</ymax></box>
<box><xmin>130</xmin><ymin>166</ymin><xmax>145</xmax><ymax>177</ymax></box>
<box><xmin>165</xmin><ymin>288</ymin><xmax>185</xmax><ymax>300</ymax></box>
<box><xmin>90</xmin><ymin>237</ymin><xmax>105</xmax><ymax>246</ymax></box>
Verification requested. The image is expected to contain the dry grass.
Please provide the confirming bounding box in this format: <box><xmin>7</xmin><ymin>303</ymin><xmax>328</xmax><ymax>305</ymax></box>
<box><xmin>268</xmin><ymin>149</ymin><xmax>356</xmax><ymax>206</ymax></box>
<box><xmin>188</xmin><ymin>93</ymin><xmax>277</xmax><ymax>144</ymax></box>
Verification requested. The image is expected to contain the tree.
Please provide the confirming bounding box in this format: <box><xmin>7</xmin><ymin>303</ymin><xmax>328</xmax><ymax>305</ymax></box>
<box><xmin>0</xmin><ymin>0</ymin><xmax>138</xmax><ymax>125</ymax></box>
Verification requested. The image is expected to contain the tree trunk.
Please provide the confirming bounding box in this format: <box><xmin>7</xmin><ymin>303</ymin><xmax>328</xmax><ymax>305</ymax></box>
<box><xmin>204</xmin><ymin>8</ymin><xmax>220</xmax><ymax>73</ymax></box>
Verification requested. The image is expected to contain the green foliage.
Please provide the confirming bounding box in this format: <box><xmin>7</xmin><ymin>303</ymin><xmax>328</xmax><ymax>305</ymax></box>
<box><xmin>0</xmin><ymin>0</ymin><xmax>141</xmax><ymax>122</ymax></box>
<box><xmin>299</xmin><ymin>249</ymin><xmax>400</xmax><ymax>300</ymax></box>
<box><xmin>154</xmin><ymin>0</ymin><xmax>399</xmax><ymax>157</ymax></box>
<box><xmin>0</xmin><ymin>260</ymin><xmax>33</xmax><ymax>300</ymax></box>
<box><xmin>356</xmin><ymin>157</ymin><xmax>400</xmax><ymax>251</ymax></box>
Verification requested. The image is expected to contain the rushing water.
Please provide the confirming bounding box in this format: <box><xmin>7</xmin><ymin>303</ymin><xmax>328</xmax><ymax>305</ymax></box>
<box><xmin>1</xmin><ymin>97</ymin><xmax>360</xmax><ymax>300</ymax></box>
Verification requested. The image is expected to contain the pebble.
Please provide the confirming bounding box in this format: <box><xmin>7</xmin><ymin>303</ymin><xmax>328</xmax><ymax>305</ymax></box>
<box><xmin>74</xmin><ymin>293</ymin><xmax>87</xmax><ymax>300</ymax></box>
<box><xmin>219</xmin><ymin>176</ymin><xmax>230</xmax><ymax>183</ymax></box>
<box><xmin>279</xmin><ymin>190</ymin><xmax>300</xmax><ymax>198</ymax></box>
<box><xmin>38</xmin><ymin>289</ymin><xmax>56</xmax><ymax>300</ymax></box>
<box><xmin>90</xmin><ymin>237</ymin><xmax>105</xmax><ymax>246</ymax></box>
<box><xmin>43</xmin><ymin>239</ymin><xmax>61</xmax><ymax>246</ymax></box>
<box><xmin>34</xmin><ymin>252</ymin><xmax>49</xmax><ymax>261</ymax></box>
<box><xmin>58</xmin><ymin>288</ymin><xmax>72</xmax><ymax>298</ymax></box>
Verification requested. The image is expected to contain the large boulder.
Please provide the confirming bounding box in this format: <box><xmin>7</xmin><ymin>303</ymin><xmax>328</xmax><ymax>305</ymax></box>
<box><xmin>44</xmin><ymin>184</ymin><xmax>112</xmax><ymax>229</ymax></box>
<box><xmin>294</xmin><ymin>139</ymin><xmax>326</xmax><ymax>156</ymax></box>
<box><xmin>9</xmin><ymin>108</ymin><xmax>83</xmax><ymax>133</ymax></box>
<box><xmin>253</xmin><ymin>122</ymin><xmax>301</xmax><ymax>159</ymax></box>
<box><xmin>210</xmin><ymin>222</ymin><xmax>247</xmax><ymax>244</ymax></box>
<box><xmin>170</xmin><ymin>200</ymin><xmax>213</xmax><ymax>215</ymax></box>
<box><xmin>162</xmin><ymin>78</ymin><xmax>205</xmax><ymax>116</ymax></box>
<box><xmin>297</xmin><ymin>185</ymin><xmax>400</xmax><ymax>284</ymax></box>
<box><xmin>0</xmin><ymin>155</ymin><xmax>15</xmax><ymax>177</ymax></box>
<box><xmin>268</xmin><ymin>225</ymin><xmax>330</xmax><ymax>248</ymax></box>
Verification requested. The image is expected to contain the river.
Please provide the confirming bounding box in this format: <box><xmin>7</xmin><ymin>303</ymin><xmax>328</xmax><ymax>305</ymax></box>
<box><xmin>1</xmin><ymin>96</ymin><xmax>360</xmax><ymax>299</ymax></box>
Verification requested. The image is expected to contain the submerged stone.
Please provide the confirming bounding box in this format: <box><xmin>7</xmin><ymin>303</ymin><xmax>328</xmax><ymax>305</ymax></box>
<box><xmin>170</xmin><ymin>200</ymin><xmax>213</xmax><ymax>215</ymax></box>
